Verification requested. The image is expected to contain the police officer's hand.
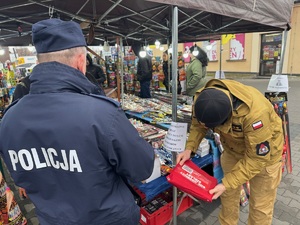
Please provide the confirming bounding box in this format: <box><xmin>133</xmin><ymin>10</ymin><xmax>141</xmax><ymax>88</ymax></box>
<box><xmin>176</xmin><ymin>149</ymin><xmax>192</xmax><ymax>165</ymax></box>
<box><xmin>209</xmin><ymin>183</ymin><xmax>226</xmax><ymax>200</ymax></box>
<box><xmin>18</xmin><ymin>187</ymin><xmax>27</xmax><ymax>199</ymax></box>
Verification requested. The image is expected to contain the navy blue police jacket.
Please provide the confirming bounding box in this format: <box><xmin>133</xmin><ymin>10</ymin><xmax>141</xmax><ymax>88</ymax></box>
<box><xmin>0</xmin><ymin>62</ymin><xmax>155</xmax><ymax>225</ymax></box>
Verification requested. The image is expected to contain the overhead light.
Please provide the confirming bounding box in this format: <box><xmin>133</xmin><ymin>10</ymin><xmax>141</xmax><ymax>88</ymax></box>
<box><xmin>0</xmin><ymin>49</ymin><xmax>5</xmax><ymax>55</ymax></box>
<box><xmin>139</xmin><ymin>51</ymin><xmax>146</xmax><ymax>58</ymax></box>
<box><xmin>192</xmin><ymin>44</ymin><xmax>199</xmax><ymax>56</ymax></box>
<box><xmin>103</xmin><ymin>39</ymin><xmax>110</xmax><ymax>52</ymax></box>
<box><xmin>183</xmin><ymin>52</ymin><xmax>189</xmax><ymax>58</ymax></box>
<box><xmin>159</xmin><ymin>46</ymin><xmax>164</xmax><ymax>51</ymax></box>
<box><xmin>206</xmin><ymin>44</ymin><xmax>212</xmax><ymax>51</ymax></box>
<box><xmin>139</xmin><ymin>48</ymin><xmax>147</xmax><ymax>58</ymax></box>
<box><xmin>155</xmin><ymin>40</ymin><xmax>160</xmax><ymax>46</ymax></box>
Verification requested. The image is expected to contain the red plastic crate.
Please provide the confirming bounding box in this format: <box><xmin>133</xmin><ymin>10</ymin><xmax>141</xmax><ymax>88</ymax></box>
<box><xmin>133</xmin><ymin>186</ymin><xmax>148</xmax><ymax>206</ymax></box>
<box><xmin>139</xmin><ymin>195</ymin><xmax>193</xmax><ymax>225</ymax></box>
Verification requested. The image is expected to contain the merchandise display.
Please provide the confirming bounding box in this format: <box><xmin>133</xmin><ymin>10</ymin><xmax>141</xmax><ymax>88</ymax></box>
<box><xmin>122</xmin><ymin>94</ymin><xmax>192</xmax><ymax>130</ymax></box>
<box><xmin>123</xmin><ymin>55</ymin><xmax>137</xmax><ymax>93</ymax></box>
<box><xmin>0</xmin><ymin>172</ymin><xmax>27</xmax><ymax>225</ymax></box>
<box><xmin>152</xmin><ymin>91</ymin><xmax>188</xmax><ymax>104</ymax></box>
<box><xmin>128</xmin><ymin>118</ymin><xmax>167</xmax><ymax>149</ymax></box>
<box><xmin>265</xmin><ymin>92</ymin><xmax>292</xmax><ymax>173</ymax></box>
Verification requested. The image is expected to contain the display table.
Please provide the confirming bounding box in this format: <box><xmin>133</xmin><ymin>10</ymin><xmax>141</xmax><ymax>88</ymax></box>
<box><xmin>134</xmin><ymin>154</ymin><xmax>213</xmax><ymax>201</ymax></box>
<box><xmin>125</xmin><ymin>110</ymin><xmax>171</xmax><ymax>130</ymax></box>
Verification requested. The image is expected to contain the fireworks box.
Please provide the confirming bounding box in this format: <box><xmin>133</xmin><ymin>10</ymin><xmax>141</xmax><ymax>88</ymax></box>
<box><xmin>167</xmin><ymin>159</ymin><xmax>217</xmax><ymax>202</ymax></box>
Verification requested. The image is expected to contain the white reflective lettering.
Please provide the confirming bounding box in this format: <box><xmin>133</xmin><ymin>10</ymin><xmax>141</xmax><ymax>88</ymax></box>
<box><xmin>60</xmin><ymin>150</ymin><xmax>69</xmax><ymax>171</ymax></box>
<box><xmin>69</xmin><ymin>150</ymin><xmax>82</xmax><ymax>172</ymax></box>
<box><xmin>18</xmin><ymin>149</ymin><xmax>33</xmax><ymax>171</ymax></box>
<box><xmin>7</xmin><ymin>148</ymin><xmax>82</xmax><ymax>172</ymax></box>
<box><xmin>47</xmin><ymin>148</ymin><xmax>59</xmax><ymax>169</ymax></box>
<box><xmin>8</xmin><ymin>150</ymin><xmax>18</xmax><ymax>171</ymax></box>
<box><xmin>31</xmin><ymin>148</ymin><xmax>47</xmax><ymax>169</ymax></box>
<box><xmin>41</xmin><ymin>147</ymin><xmax>51</xmax><ymax>166</ymax></box>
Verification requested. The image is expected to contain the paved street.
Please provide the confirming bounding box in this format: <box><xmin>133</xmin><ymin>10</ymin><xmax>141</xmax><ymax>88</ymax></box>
<box><xmin>3</xmin><ymin>76</ymin><xmax>300</xmax><ymax>225</ymax></box>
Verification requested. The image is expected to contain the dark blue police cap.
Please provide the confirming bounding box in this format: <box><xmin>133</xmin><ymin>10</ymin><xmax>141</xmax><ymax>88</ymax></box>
<box><xmin>32</xmin><ymin>18</ymin><xmax>86</xmax><ymax>53</ymax></box>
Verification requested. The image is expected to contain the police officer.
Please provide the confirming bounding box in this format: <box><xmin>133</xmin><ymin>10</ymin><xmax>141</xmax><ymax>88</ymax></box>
<box><xmin>177</xmin><ymin>79</ymin><xmax>283</xmax><ymax>225</ymax></box>
<box><xmin>0</xmin><ymin>19</ymin><xmax>154</xmax><ymax>225</ymax></box>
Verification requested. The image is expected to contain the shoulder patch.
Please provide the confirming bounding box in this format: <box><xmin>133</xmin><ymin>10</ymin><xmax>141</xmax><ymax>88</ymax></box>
<box><xmin>232</xmin><ymin>123</ymin><xmax>242</xmax><ymax>132</ymax></box>
<box><xmin>256</xmin><ymin>141</ymin><xmax>270</xmax><ymax>156</ymax></box>
<box><xmin>252</xmin><ymin>120</ymin><xmax>263</xmax><ymax>130</ymax></box>
<box><xmin>88</xmin><ymin>93</ymin><xmax>120</xmax><ymax>107</ymax></box>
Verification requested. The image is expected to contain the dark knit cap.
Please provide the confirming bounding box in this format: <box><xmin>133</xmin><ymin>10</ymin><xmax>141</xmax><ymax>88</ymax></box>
<box><xmin>194</xmin><ymin>88</ymin><xmax>232</xmax><ymax>128</ymax></box>
<box><xmin>32</xmin><ymin>18</ymin><xmax>86</xmax><ymax>53</ymax></box>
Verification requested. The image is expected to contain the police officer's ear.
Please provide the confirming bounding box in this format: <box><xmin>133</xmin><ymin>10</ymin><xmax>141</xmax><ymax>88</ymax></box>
<box><xmin>77</xmin><ymin>52</ymin><xmax>87</xmax><ymax>75</ymax></box>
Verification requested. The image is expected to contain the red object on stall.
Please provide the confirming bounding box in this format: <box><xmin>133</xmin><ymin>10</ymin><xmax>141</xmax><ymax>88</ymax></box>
<box><xmin>140</xmin><ymin>193</ymin><xmax>193</xmax><ymax>225</ymax></box>
<box><xmin>166</xmin><ymin>159</ymin><xmax>217</xmax><ymax>202</ymax></box>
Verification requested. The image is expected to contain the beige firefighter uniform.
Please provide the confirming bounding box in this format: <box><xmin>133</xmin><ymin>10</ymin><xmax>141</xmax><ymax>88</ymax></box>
<box><xmin>186</xmin><ymin>79</ymin><xmax>284</xmax><ymax>225</ymax></box>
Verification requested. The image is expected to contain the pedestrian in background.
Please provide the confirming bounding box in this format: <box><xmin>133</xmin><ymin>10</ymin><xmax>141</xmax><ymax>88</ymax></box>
<box><xmin>162</xmin><ymin>50</ymin><xmax>172</xmax><ymax>92</ymax></box>
<box><xmin>137</xmin><ymin>53</ymin><xmax>152</xmax><ymax>98</ymax></box>
<box><xmin>177</xmin><ymin>79</ymin><xmax>283</xmax><ymax>225</ymax></box>
<box><xmin>86</xmin><ymin>53</ymin><xmax>106</xmax><ymax>86</ymax></box>
<box><xmin>0</xmin><ymin>18</ymin><xmax>154</xmax><ymax>225</ymax></box>
<box><xmin>185</xmin><ymin>45</ymin><xmax>208</xmax><ymax>97</ymax></box>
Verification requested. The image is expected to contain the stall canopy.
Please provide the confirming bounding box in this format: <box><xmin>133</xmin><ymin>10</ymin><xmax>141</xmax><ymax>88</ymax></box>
<box><xmin>0</xmin><ymin>0</ymin><xmax>294</xmax><ymax>47</ymax></box>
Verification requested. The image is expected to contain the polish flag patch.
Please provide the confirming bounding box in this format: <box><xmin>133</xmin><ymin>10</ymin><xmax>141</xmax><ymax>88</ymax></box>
<box><xmin>252</xmin><ymin>120</ymin><xmax>263</xmax><ymax>130</ymax></box>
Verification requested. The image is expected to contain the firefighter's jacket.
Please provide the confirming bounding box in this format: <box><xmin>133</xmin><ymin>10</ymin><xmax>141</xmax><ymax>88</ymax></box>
<box><xmin>186</xmin><ymin>79</ymin><xmax>283</xmax><ymax>190</ymax></box>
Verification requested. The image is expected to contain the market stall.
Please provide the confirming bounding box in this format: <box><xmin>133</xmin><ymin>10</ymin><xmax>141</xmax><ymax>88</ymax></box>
<box><xmin>0</xmin><ymin>1</ymin><xmax>294</xmax><ymax>225</ymax></box>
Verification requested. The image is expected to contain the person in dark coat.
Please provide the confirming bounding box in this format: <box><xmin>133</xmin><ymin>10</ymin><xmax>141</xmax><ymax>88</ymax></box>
<box><xmin>137</xmin><ymin>54</ymin><xmax>152</xmax><ymax>98</ymax></box>
<box><xmin>162</xmin><ymin>51</ymin><xmax>182</xmax><ymax>94</ymax></box>
<box><xmin>162</xmin><ymin>50</ymin><xmax>171</xmax><ymax>92</ymax></box>
<box><xmin>12</xmin><ymin>75</ymin><xmax>31</xmax><ymax>102</ymax></box>
<box><xmin>86</xmin><ymin>54</ymin><xmax>106</xmax><ymax>86</ymax></box>
<box><xmin>0</xmin><ymin>18</ymin><xmax>154</xmax><ymax>225</ymax></box>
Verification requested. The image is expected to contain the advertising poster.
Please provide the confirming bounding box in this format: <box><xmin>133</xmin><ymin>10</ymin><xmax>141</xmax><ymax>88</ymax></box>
<box><xmin>183</xmin><ymin>42</ymin><xmax>194</xmax><ymax>62</ymax></box>
<box><xmin>230</xmin><ymin>33</ymin><xmax>245</xmax><ymax>60</ymax></box>
<box><xmin>204</xmin><ymin>41</ymin><xmax>217</xmax><ymax>61</ymax></box>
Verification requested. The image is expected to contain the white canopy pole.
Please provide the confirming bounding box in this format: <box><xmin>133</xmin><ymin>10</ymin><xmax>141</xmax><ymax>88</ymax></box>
<box><xmin>171</xmin><ymin>5</ymin><xmax>179</xmax><ymax>225</ymax></box>
<box><xmin>278</xmin><ymin>29</ymin><xmax>288</xmax><ymax>74</ymax></box>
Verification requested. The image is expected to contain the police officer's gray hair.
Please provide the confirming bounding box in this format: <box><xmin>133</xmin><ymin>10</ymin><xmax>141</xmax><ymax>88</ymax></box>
<box><xmin>37</xmin><ymin>47</ymin><xmax>87</xmax><ymax>65</ymax></box>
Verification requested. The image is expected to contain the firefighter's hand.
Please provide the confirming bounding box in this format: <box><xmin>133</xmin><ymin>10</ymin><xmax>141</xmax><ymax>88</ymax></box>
<box><xmin>176</xmin><ymin>149</ymin><xmax>192</xmax><ymax>165</ymax></box>
<box><xmin>209</xmin><ymin>183</ymin><xmax>226</xmax><ymax>200</ymax></box>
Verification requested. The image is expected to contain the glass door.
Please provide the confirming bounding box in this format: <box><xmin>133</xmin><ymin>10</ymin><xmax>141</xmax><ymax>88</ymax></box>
<box><xmin>259</xmin><ymin>33</ymin><xmax>282</xmax><ymax>76</ymax></box>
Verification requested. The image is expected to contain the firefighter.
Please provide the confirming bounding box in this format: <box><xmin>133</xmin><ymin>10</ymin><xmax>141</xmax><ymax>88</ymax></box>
<box><xmin>177</xmin><ymin>78</ymin><xmax>283</xmax><ymax>225</ymax></box>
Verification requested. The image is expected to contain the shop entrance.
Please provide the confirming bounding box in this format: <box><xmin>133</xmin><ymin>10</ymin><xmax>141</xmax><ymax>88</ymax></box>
<box><xmin>259</xmin><ymin>33</ymin><xmax>282</xmax><ymax>76</ymax></box>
